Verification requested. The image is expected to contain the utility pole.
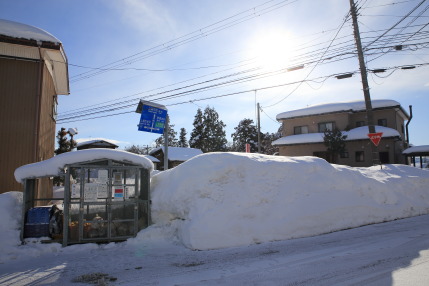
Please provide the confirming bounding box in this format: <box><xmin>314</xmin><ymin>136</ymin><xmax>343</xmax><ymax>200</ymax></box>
<box><xmin>163</xmin><ymin>115</ymin><xmax>169</xmax><ymax>170</ymax></box>
<box><xmin>257</xmin><ymin>103</ymin><xmax>261</xmax><ymax>153</ymax></box>
<box><xmin>349</xmin><ymin>0</ymin><xmax>379</xmax><ymax>166</ymax></box>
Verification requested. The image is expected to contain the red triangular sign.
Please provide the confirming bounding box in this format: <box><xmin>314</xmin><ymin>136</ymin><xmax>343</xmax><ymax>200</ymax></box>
<box><xmin>367</xmin><ymin>132</ymin><xmax>383</xmax><ymax>146</ymax></box>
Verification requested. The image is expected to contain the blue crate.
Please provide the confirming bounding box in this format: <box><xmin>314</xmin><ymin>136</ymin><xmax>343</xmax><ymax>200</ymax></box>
<box><xmin>24</xmin><ymin>223</ymin><xmax>50</xmax><ymax>238</ymax></box>
<box><xmin>26</xmin><ymin>206</ymin><xmax>51</xmax><ymax>224</ymax></box>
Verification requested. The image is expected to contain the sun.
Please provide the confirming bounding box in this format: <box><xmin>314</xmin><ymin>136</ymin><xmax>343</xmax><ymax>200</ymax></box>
<box><xmin>248</xmin><ymin>29</ymin><xmax>296</xmax><ymax>70</ymax></box>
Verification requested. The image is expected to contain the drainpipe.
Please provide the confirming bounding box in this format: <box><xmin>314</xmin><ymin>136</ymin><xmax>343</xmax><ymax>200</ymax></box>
<box><xmin>405</xmin><ymin>105</ymin><xmax>413</xmax><ymax>147</ymax></box>
<box><xmin>34</xmin><ymin>44</ymin><xmax>44</xmax><ymax>163</ymax></box>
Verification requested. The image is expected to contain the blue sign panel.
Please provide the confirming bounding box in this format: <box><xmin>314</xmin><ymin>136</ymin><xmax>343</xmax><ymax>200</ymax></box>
<box><xmin>138</xmin><ymin>105</ymin><xmax>167</xmax><ymax>134</ymax></box>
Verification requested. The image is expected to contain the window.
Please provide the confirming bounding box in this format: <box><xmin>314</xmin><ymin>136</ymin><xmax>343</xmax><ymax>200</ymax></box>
<box><xmin>340</xmin><ymin>151</ymin><xmax>349</xmax><ymax>158</ymax></box>
<box><xmin>52</xmin><ymin>95</ymin><xmax>58</xmax><ymax>121</ymax></box>
<box><xmin>356</xmin><ymin>121</ymin><xmax>365</xmax><ymax>127</ymax></box>
<box><xmin>355</xmin><ymin>151</ymin><xmax>365</xmax><ymax>162</ymax></box>
<box><xmin>294</xmin><ymin>126</ymin><xmax>309</xmax><ymax>135</ymax></box>
<box><xmin>377</xmin><ymin>118</ymin><xmax>387</xmax><ymax>127</ymax></box>
<box><xmin>318</xmin><ymin>122</ymin><xmax>334</xmax><ymax>132</ymax></box>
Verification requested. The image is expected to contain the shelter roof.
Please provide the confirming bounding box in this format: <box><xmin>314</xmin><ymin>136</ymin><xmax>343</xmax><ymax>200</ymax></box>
<box><xmin>403</xmin><ymin>145</ymin><xmax>429</xmax><ymax>156</ymax></box>
<box><xmin>15</xmin><ymin>149</ymin><xmax>154</xmax><ymax>183</ymax></box>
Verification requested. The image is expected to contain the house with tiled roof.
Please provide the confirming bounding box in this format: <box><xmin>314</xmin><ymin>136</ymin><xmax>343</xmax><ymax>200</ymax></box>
<box><xmin>272</xmin><ymin>99</ymin><xmax>410</xmax><ymax>167</ymax></box>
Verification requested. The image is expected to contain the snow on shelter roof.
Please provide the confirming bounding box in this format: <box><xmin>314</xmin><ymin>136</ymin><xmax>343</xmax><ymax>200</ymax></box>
<box><xmin>272</xmin><ymin>126</ymin><xmax>401</xmax><ymax>146</ymax></box>
<box><xmin>149</xmin><ymin>147</ymin><xmax>203</xmax><ymax>161</ymax></box>
<box><xmin>0</xmin><ymin>19</ymin><xmax>60</xmax><ymax>44</ymax></box>
<box><xmin>403</xmin><ymin>145</ymin><xmax>429</xmax><ymax>155</ymax></box>
<box><xmin>276</xmin><ymin>99</ymin><xmax>405</xmax><ymax>120</ymax></box>
<box><xmin>14</xmin><ymin>149</ymin><xmax>154</xmax><ymax>183</ymax></box>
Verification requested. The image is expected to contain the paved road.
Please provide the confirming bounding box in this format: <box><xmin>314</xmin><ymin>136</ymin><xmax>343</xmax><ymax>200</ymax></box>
<box><xmin>1</xmin><ymin>214</ymin><xmax>428</xmax><ymax>285</ymax></box>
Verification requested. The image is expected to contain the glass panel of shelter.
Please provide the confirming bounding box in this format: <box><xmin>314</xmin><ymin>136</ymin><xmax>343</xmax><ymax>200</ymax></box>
<box><xmin>66</xmin><ymin>164</ymin><xmax>140</xmax><ymax>243</ymax></box>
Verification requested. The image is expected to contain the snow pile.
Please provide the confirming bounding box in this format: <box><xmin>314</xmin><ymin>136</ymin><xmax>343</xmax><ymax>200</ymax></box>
<box><xmin>14</xmin><ymin>149</ymin><xmax>154</xmax><ymax>183</ymax></box>
<box><xmin>149</xmin><ymin>153</ymin><xmax>429</xmax><ymax>250</ymax></box>
<box><xmin>0</xmin><ymin>192</ymin><xmax>23</xmax><ymax>261</ymax></box>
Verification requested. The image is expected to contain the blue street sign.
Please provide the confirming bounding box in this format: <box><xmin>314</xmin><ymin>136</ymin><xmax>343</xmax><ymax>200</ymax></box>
<box><xmin>138</xmin><ymin>104</ymin><xmax>167</xmax><ymax>134</ymax></box>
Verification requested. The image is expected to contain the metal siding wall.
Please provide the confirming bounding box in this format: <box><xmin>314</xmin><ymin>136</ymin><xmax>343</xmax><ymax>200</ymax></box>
<box><xmin>0</xmin><ymin>58</ymin><xmax>39</xmax><ymax>192</ymax></box>
<box><xmin>37</xmin><ymin>65</ymin><xmax>56</xmax><ymax>199</ymax></box>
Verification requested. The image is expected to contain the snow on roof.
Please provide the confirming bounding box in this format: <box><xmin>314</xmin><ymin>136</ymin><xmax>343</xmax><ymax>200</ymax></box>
<box><xmin>149</xmin><ymin>147</ymin><xmax>203</xmax><ymax>161</ymax></box>
<box><xmin>14</xmin><ymin>149</ymin><xmax>154</xmax><ymax>183</ymax></box>
<box><xmin>272</xmin><ymin>126</ymin><xmax>401</xmax><ymax>146</ymax></box>
<box><xmin>142</xmin><ymin>155</ymin><xmax>160</xmax><ymax>163</ymax></box>
<box><xmin>276</xmin><ymin>99</ymin><xmax>403</xmax><ymax>120</ymax></box>
<box><xmin>403</xmin><ymin>145</ymin><xmax>429</xmax><ymax>155</ymax></box>
<box><xmin>0</xmin><ymin>19</ymin><xmax>61</xmax><ymax>44</ymax></box>
<box><xmin>76</xmin><ymin>138</ymin><xmax>119</xmax><ymax>148</ymax></box>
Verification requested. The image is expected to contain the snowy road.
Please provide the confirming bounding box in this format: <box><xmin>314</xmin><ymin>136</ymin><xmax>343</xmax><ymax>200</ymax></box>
<box><xmin>1</xmin><ymin>214</ymin><xmax>429</xmax><ymax>286</ymax></box>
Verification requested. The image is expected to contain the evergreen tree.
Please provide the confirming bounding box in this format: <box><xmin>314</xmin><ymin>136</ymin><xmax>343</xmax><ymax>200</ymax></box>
<box><xmin>189</xmin><ymin>108</ymin><xmax>205</xmax><ymax>150</ymax></box>
<box><xmin>54</xmin><ymin>127</ymin><xmax>77</xmax><ymax>185</ymax></box>
<box><xmin>231</xmin><ymin>119</ymin><xmax>258</xmax><ymax>152</ymax></box>
<box><xmin>260</xmin><ymin>131</ymin><xmax>281</xmax><ymax>155</ymax></box>
<box><xmin>202</xmin><ymin>106</ymin><xmax>227</xmax><ymax>152</ymax></box>
<box><xmin>55</xmin><ymin>128</ymin><xmax>77</xmax><ymax>155</ymax></box>
<box><xmin>190</xmin><ymin>107</ymin><xmax>227</xmax><ymax>152</ymax></box>
<box><xmin>323</xmin><ymin>128</ymin><xmax>347</xmax><ymax>163</ymax></box>
<box><xmin>178</xmin><ymin>128</ymin><xmax>188</xmax><ymax>148</ymax></box>
<box><xmin>155</xmin><ymin>122</ymin><xmax>178</xmax><ymax>147</ymax></box>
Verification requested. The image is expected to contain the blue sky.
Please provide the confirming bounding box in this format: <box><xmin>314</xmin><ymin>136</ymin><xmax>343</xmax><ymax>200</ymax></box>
<box><xmin>1</xmin><ymin>0</ymin><xmax>428</xmax><ymax>148</ymax></box>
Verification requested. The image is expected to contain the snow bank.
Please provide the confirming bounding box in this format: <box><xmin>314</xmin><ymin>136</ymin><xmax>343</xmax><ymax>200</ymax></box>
<box><xmin>14</xmin><ymin>149</ymin><xmax>154</xmax><ymax>183</ymax></box>
<box><xmin>150</xmin><ymin>153</ymin><xmax>429</xmax><ymax>250</ymax></box>
<box><xmin>0</xmin><ymin>192</ymin><xmax>23</xmax><ymax>261</ymax></box>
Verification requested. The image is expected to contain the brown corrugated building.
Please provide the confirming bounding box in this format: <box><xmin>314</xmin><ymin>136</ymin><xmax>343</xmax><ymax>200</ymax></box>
<box><xmin>0</xmin><ymin>19</ymin><xmax>69</xmax><ymax>196</ymax></box>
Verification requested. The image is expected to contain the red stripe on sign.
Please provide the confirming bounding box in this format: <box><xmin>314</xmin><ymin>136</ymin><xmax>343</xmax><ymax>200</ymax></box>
<box><xmin>115</xmin><ymin>189</ymin><xmax>123</xmax><ymax>193</ymax></box>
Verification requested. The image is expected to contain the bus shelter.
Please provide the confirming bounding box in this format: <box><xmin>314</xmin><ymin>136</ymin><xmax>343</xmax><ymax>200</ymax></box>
<box><xmin>15</xmin><ymin>149</ymin><xmax>153</xmax><ymax>246</ymax></box>
<box><xmin>403</xmin><ymin>145</ymin><xmax>429</xmax><ymax>168</ymax></box>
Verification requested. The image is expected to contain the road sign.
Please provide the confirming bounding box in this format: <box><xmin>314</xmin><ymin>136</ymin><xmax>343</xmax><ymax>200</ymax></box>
<box><xmin>367</xmin><ymin>132</ymin><xmax>383</xmax><ymax>146</ymax></box>
<box><xmin>136</xmin><ymin>100</ymin><xmax>167</xmax><ymax>134</ymax></box>
<box><xmin>245</xmin><ymin>143</ymin><xmax>250</xmax><ymax>153</ymax></box>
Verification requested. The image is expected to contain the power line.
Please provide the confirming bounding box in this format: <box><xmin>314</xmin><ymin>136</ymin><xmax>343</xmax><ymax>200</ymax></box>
<box><xmin>69</xmin><ymin>0</ymin><xmax>298</xmax><ymax>83</ymax></box>
<box><xmin>57</xmin><ymin>39</ymin><xmax>429</xmax><ymax>121</ymax></box>
<box><xmin>57</xmin><ymin>62</ymin><xmax>429</xmax><ymax>124</ymax></box>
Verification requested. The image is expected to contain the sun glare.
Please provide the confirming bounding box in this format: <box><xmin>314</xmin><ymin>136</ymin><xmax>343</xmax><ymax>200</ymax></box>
<box><xmin>249</xmin><ymin>30</ymin><xmax>296</xmax><ymax>70</ymax></box>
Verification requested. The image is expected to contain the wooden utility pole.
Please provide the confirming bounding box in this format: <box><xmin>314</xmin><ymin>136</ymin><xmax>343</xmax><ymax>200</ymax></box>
<box><xmin>163</xmin><ymin>115</ymin><xmax>169</xmax><ymax>170</ymax></box>
<box><xmin>349</xmin><ymin>0</ymin><xmax>379</xmax><ymax>165</ymax></box>
<box><xmin>257</xmin><ymin>103</ymin><xmax>261</xmax><ymax>153</ymax></box>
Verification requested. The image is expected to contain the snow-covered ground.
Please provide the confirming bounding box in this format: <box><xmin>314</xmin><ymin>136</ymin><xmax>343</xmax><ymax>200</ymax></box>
<box><xmin>1</xmin><ymin>152</ymin><xmax>429</xmax><ymax>285</ymax></box>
